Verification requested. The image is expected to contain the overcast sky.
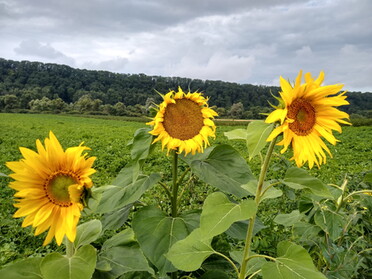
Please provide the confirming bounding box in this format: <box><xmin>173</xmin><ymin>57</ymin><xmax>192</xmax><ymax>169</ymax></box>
<box><xmin>1</xmin><ymin>0</ymin><xmax>371</xmax><ymax>92</ymax></box>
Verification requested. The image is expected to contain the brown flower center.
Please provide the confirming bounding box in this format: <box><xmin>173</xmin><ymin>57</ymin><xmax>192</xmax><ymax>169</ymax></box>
<box><xmin>287</xmin><ymin>99</ymin><xmax>316</xmax><ymax>136</ymax></box>
<box><xmin>163</xmin><ymin>98</ymin><xmax>204</xmax><ymax>140</ymax></box>
<box><xmin>44</xmin><ymin>172</ymin><xmax>79</xmax><ymax>207</ymax></box>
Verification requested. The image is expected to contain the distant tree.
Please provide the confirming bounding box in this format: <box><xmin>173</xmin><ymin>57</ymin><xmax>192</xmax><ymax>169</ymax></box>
<box><xmin>1</xmin><ymin>94</ymin><xmax>19</xmax><ymax>110</ymax></box>
<box><xmin>114</xmin><ymin>102</ymin><xmax>126</xmax><ymax>116</ymax></box>
<box><xmin>230</xmin><ymin>102</ymin><xmax>244</xmax><ymax>119</ymax></box>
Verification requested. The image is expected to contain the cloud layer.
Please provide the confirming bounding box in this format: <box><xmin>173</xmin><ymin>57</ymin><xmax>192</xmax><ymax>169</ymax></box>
<box><xmin>1</xmin><ymin>0</ymin><xmax>371</xmax><ymax>91</ymax></box>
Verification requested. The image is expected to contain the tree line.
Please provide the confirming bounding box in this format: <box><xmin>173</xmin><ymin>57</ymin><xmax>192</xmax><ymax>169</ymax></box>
<box><xmin>0</xmin><ymin>58</ymin><xmax>371</xmax><ymax>119</ymax></box>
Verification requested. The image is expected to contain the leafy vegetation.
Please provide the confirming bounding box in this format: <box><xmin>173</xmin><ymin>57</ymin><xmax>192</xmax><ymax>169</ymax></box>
<box><xmin>0</xmin><ymin>113</ymin><xmax>371</xmax><ymax>279</ymax></box>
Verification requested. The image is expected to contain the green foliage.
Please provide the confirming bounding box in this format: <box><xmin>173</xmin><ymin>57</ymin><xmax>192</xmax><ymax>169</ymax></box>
<box><xmin>132</xmin><ymin>206</ymin><xmax>200</xmax><ymax>276</ymax></box>
<box><xmin>0</xmin><ymin>113</ymin><xmax>371</xmax><ymax>279</ymax></box>
<box><xmin>261</xmin><ymin>241</ymin><xmax>327</xmax><ymax>279</ymax></box>
<box><xmin>182</xmin><ymin>144</ymin><xmax>255</xmax><ymax>198</ymax></box>
<box><xmin>41</xmin><ymin>245</ymin><xmax>96</xmax><ymax>279</ymax></box>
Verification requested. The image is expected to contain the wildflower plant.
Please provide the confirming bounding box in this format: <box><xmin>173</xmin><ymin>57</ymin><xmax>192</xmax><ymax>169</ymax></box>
<box><xmin>1</xmin><ymin>76</ymin><xmax>370</xmax><ymax>279</ymax></box>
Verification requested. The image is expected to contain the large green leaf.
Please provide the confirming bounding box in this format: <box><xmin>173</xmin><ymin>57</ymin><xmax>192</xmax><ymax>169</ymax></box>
<box><xmin>41</xmin><ymin>245</ymin><xmax>96</xmax><ymax>279</ymax></box>
<box><xmin>245</xmin><ymin>120</ymin><xmax>273</xmax><ymax>160</ymax></box>
<box><xmin>97</xmin><ymin>173</ymin><xmax>161</xmax><ymax>213</ymax></box>
<box><xmin>0</xmin><ymin>257</ymin><xmax>43</xmax><ymax>279</ymax></box>
<box><xmin>95</xmin><ymin>228</ymin><xmax>154</xmax><ymax>278</ymax></box>
<box><xmin>132</xmin><ymin>206</ymin><xmax>200</xmax><ymax>276</ymax></box>
<box><xmin>96</xmin><ymin>246</ymin><xmax>154</xmax><ymax>277</ymax></box>
<box><xmin>166</xmin><ymin>228</ymin><xmax>215</xmax><ymax>272</ymax></box>
<box><xmin>101</xmin><ymin>204</ymin><xmax>131</xmax><ymax>232</ymax></box>
<box><xmin>225</xmin><ymin>218</ymin><xmax>266</xmax><ymax>240</ymax></box>
<box><xmin>183</xmin><ymin>145</ymin><xmax>255</xmax><ymax>198</ymax></box>
<box><xmin>167</xmin><ymin>193</ymin><xmax>256</xmax><ymax>272</ymax></box>
<box><xmin>293</xmin><ymin>222</ymin><xmax>322</xmax><ymax>241</ymax></box>
<box><xmin>74</xmin><ymin>219</ymin><xmax>102</xmax><ymax>249</ymax></box>
<box><xmin>314</xmin><ymin>209</ymin><xmax>345</xmax><ymax>241</ymax></box>
<box><xmin>261</xmin><ymin>241</ymin><xmax>327</xmax><ymax>279</ymax></box>
<box><xmin>274</xmin><ymin>210</ymin><xmax>303</xmax><ymax>227</ymax></box>
<box><xmin>200</xmin><ymin>192</ymin><xmax>257</xmax><ymax>237</ymax></box>
<box><xmin>127</xmin><ymin>127</ymin><xmax>153</xmax><ymax>161</ymax></box>
<box><xmin>283</xmin><ymin>167</ymin><xmax>333</xmax><ymax>198</ymax></box>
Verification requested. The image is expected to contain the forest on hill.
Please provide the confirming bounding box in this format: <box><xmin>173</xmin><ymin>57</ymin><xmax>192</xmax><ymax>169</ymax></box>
<box><xmin>0</xmin><ymin>58</ymin><xmax>371</xmax><ymax>119</ymax></box>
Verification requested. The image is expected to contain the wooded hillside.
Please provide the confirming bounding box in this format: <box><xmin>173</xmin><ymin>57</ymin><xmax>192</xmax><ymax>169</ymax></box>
<box><xmin>0</xmin><ymin>58</ymin><xmax>371</xmax><ymax>118</ymax></box>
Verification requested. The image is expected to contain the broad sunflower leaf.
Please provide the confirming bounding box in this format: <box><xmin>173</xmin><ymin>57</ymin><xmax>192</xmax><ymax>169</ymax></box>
<box><xmin>246</xmin><ymin>120</ymin><xmax>273</xmax><ymax>160</ymax></box>
<box><xmin>101</xmin><ymin>204</ymin><xmax>131</xmax><ymax>232</ymax></box>
<box><xmin>225</xmin><ymin>218</ymin><xmax>266</xmax><ymax>240</ymax></box>
<box><xmin>41</xmin><ymin>245</ymin><xmax>96</xmax><ymax>279</ymax></box>
<box><xmin>274</xmin><ymin>210</ymin><xmax>303</xmax><ymax>227</ymax></box>
<box><xmin>283</xmin><ymin>167</ymin><xmax>333</xmax><ymax>198</ymax></box>
<box><xmin>166</xmin><ymin>228</ymin><xmax>215</xmax><ymax>272</ymax></box>
<box><xmin>127</xmin><ymin>127</ymin><xmax>154</xmax><ymax>161</ymax></box>
<box><xmin>314</xmin><ymin>209</ymin><xmax>345</xmax><ymax>241</ymax></box>
<box><xmin>183</xmin><ymin>144</ymin><xmax>255</xmax><ymax>198</ymax></box>
<box><xmin>132</xmin><ymin>206</ymin><xmax>200</xmax><ymax>276</ymax></box>
<box><xmin>74</xmin><ymin>219</ymin><xmax>102</xmax><ymax>248</ymax></box>
<box><xmin>96</xmin><ymin>244</ymin><xmax>154</xmax><ymax>277</ymax></box>
<box><xmin>200</xmin><ymin>192</ymin><xmax>257</xmax><ymax>237</ymax></box>
<box><xmin>97</xmin><ymin>173</ymin><xmax>161</xmax><ymax>213</ymax></box>
<box><xmin>261</xmin><ymin>241</ymin><xmax>327</xmax><ymax>279</ymax></box>
<box><xmin>0</xmin><ymin>257</ymin><xmax>43</xmax><ymax>278</ymax></box>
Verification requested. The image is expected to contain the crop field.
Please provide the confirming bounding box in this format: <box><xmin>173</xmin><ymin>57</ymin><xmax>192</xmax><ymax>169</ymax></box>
<box><xmin>0</xmin><ymin>113</ymin><xmax>371</xmax><ymax>275</ymax></box>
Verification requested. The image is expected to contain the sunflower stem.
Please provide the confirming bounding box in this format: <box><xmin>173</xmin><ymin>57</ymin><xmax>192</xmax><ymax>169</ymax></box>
<box><xmin>171</xmin><ymin>150</ymin><xmax>179</xmax><ymax>279</ymax></box>
<box><xmin>239</xmin><ymin>137</ymin><xmax>277</xmax><ymax>279</ymax></box>
<box><xmin>171</xmin><ymin>150</ymin><xmax>179</xmax><ymax>218</ymax></box>
<box><xmin>65</xmin><ymin>238</ymin><xmax>75</xmax><ymax>258</ymax></box>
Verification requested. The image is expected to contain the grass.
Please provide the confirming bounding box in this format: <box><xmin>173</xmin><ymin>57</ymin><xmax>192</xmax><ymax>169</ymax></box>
<box><xmin>0</xmin><ymin>113</ymin><xmax>371</xmax><ymax>267</ymax></box>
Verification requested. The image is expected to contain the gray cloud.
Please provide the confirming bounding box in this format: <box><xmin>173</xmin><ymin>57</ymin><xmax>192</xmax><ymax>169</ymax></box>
<box><xmin>0</xmin><ymin>0</ymin><xmax>371</xmax><ymax>92</ymax></box>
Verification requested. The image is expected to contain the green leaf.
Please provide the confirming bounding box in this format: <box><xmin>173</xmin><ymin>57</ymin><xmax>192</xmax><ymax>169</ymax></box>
<box><xmin>166</xmin><ymin>228</ymin><xmax>215</xmax><ymax>272</ymax></box>
<box><xmin>224</xmin><ymin>128</ymin><xmax>248</xmax><ymax>140</ymax></box>
<box><xmin>283</xmin><ymin>167</ymin><xmax>333</xmax><ymax>198</ymax></box>
<box><xmin>101</xmin><ymin>204</ymin><xmax>131</xmax><ymax>232</ymax></box>
<box><xmin>183</xmin><ymin>144</ymin><xmax>255</xmax><ymax>198</ymax></box>
<box><xmin>0</xmin><ymin>257</ymin><xmax>43</xmax><ymax>279</ymax></box>
<box><xmin>41</xmin><ymin>245</ymin><xmax>97</xmax><ymax>279</ymax></box>
<box><xmin>293</xmin><ymin>222</ymin><xmax>322</xmax><ymax>241</ymax></box>
<box><xmin>74</xmin><ymin>219</ymin><xmax>102</xmax><ymax>248</ymax></box>
<box><xmin>246</xmin><ymin>120</ymin><xmax>273</xmax><ymax>160</ymax></box>
<box><xmin>127</xmin><ymin>127</ymin><xmax>154</xmax><ymax>161</ymax></box>
<box><xmin>274</xmin><ymin>210</ymin><xmax>303</xmax><ymax>227</ymax></box>
<box><xmin>97</xmin><ymin>173</ymin><xmax>161</xmax><ymax>213</ymax></box>
<box><xmin>96</xmin><ymin>245</ymin><xmax>154</xmax><ymax>277</ymax></box>
<box><xmin>101</xmin><ymin>228</ymin><xmax>136</xmax><ymax>250</ymax></box>
<box><xmin>314</xmin><ymin>209</ymin><xmax>345</xmax><ymax>241</ymax></box>
<box><xmin>132</xmin><ymin>206</ymin><xmax>199</xmax><ymax>276</ymax></box>
<box><xmin>225</xmin><ymin>218</ymin><xmax>266</xmax><ymax>240</ymax></box>
<box><xmin>0</xmin><ymin>172</ymin><xmax>8</xmax><ymax>177</ymax></box>
<box><xmin>200</xmin><ymin>192</ymin><xmax>257</xmax><ymax>237</ymax></box>
<box><xmin>261</xmin><ymin>241</ymin><xmax>327</xmax><ymax>279</ymax></box>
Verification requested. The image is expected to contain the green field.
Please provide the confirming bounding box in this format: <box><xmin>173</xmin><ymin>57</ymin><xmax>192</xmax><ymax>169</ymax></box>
<box><xmin>0</xmin><ymin>113</ymin><xmax>371</xmax><ymax>271</ymax></box>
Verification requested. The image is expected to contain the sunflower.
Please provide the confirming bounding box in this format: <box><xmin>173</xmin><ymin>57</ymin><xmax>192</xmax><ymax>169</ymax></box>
<box><xmin>6</xmin><ymin>131</ymin><xmax>96</xmax><ymax>246</ymax></box>
<box><xmin>265</xmin><ymin>70</ymin><xmax>350</xmax><ymax>168</ymax></box>
<box><xmin>147</xmin><ymin>87</ymin><xmax>218</xmax><ymax>155</ymax></box>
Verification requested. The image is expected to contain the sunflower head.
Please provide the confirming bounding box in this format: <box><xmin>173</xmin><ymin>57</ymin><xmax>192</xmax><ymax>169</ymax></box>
<box><xmin>265</xmin><ymin>70</ymin><xmax>350</xmax><ymax>168</ymax></box>
<box><xmin>147</xmin><ymin>87</ymin><xmax>218</xmax><ymax>155</ymax></box>
<box><xmin>6</xmin><ymin>131</ymin><xmax>96</xmax><ymax>246</ymax></box>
